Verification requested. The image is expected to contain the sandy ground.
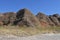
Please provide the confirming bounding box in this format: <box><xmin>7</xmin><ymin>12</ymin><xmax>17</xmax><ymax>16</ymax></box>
<box><xmin>0</xmin><ymin>34</ymin><xmax>60</xmax><ymax>40</ymax></box>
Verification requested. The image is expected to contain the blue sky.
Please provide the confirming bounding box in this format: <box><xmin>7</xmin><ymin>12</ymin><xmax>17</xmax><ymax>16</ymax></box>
<box><xmin>0</xmin><ymin>0</ymin><xmax>60</xmax><ymax>15</ymax></box>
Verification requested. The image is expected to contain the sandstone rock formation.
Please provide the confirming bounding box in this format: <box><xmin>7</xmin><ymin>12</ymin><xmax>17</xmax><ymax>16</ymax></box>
<box><xmin>36</xmin><ymin>12</ymin><xmax>55</xmax><ymax>27</ymax></box>
<box><xmin>0</xmin><ymin>12</ymin><xmax>16</xmax><ymax>25</ymax></box>
<box><xmin>14</xmin><ymin>8</ymin><xmax>41</xmax><ymax>27</ymax></box>
<box><xmin>53</xmin><ymin>14</ymin><xmax>60</xmax><ymax>23</ymax></box>
<box><xmin>49</xmin><ymin>15</ymin><xmax>60</xmax><ymax>26</ymax></box>
<box><xmin>0</xmin><ymin>14</ymin><xmax>3</xmax><ymax>26</ymax></box>
<box><xmin>0</xmin><ymin>8</ymin><xmax>60</xmax><ymax>27</ymax></box>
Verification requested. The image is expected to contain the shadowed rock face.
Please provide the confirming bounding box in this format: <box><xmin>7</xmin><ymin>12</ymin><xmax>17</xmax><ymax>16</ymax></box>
<box><xmin>14</xmin><ymin>8</ymin><xmax>41</xmax><ymax>27</ymax></box>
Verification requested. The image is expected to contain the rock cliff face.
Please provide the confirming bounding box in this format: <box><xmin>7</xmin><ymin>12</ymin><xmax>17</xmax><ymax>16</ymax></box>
<box><xmin>0</xmin><ymin>8</ymin><xmax>60</xmax><ymax>27</ymax></box>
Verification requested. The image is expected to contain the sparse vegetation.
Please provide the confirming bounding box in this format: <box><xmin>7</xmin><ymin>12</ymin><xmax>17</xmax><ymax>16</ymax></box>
<box><xmin>0</xmin><ymin>26</ymin><xmax>60</xmax><ymax>37</ymax></box>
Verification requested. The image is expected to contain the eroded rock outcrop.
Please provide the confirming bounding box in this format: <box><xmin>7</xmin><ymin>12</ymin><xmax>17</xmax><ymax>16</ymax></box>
<box><xmin>0</xmin><ymin>14</ymin><xmax>4</xmax><ymax>26</ymax></box>
<box><xmin>36</xmin><ymin>12</ymin><xmax>55</xmax><ymax>27</ymax></box>
<box><xmin>0</xmin><ymin>8</ymin><xmax>60</xmax><ymax>27</ymax></box>
<box><xmin>49</xmin><ymin>15</ymin><xmax>60</xmax><ymax>26</ymax></box>
<box><xmin>2</xmin><ymin>12</ymin><xmax>16</xmax><ymax>25</ymax></box>
<box><xmin>14</xmin><ymin>8</ymin><xmax>41</xmax><ymax>27</ymax></box>
<box><xmin>53</xmin><ymin>14</ymin><xmax>60</xmax><ymax>23</ymax></box>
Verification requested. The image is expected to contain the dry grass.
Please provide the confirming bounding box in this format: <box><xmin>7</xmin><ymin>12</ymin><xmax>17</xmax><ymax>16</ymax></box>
<box><xmin>0</xmin><ymin>26</ymin><xmax>60</xmax><ymax>36</ymax></box>
<box><xmin>0</xmin><ymin>26</ymin><xmax>41</xmax><ymax>36</ymax></box>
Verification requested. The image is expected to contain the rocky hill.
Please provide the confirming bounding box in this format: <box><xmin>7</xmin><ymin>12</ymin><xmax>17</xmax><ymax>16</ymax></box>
<box><xmin>0</xmin><ymin>8</ymin><xmax>60</xmax><ymax>27</ymax></box>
